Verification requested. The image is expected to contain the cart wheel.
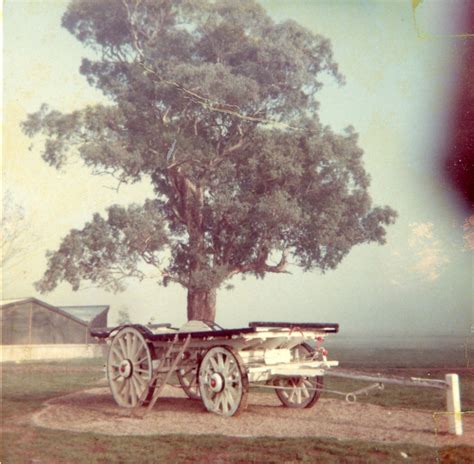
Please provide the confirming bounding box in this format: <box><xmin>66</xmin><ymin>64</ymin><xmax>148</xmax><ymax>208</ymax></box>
<box><xmin>274</xmin><ymin>343</ymin><xmax>324</xmax><ymax>409</ymax></box>
<box><xmin>198</xmin><ymin>346</ymin><xmax>248</xmax><ymax>416</ymax></box>
<box><xmin>107</xmin><ymin>327</ymin><xmax>155</xmax><ymax>408</ymax></box>
<box><xmin>177</xmin><ymin>354</ymin><xmax>200</xmax><ymax>399</ymax></box>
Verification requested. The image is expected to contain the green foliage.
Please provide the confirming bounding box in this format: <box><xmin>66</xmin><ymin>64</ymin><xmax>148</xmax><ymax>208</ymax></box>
<box><xmin>23</xmin><ymin>0</ymin><xmax>396</xmax><ymax>314</ymax></box>
<box><xmin>36</xmin><ymin>201</ymin><xmax>167</xmax><ymax>293</ymax></box>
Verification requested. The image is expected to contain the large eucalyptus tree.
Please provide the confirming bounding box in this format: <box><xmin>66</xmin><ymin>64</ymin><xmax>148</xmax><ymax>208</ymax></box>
<box><xmin>23</xmin><ymin>0</ymin><xmax>396</xmax><ymax>321</ymax></box>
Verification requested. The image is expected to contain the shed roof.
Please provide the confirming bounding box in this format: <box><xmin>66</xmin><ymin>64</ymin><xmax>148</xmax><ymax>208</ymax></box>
<box><xmin>57</xmin><ymin>306</ymin><xmax>109</xmax><ymax>324</ymax></box>
<box><xmin>1</xmin><ymin>298</ymin><xmax>109</xmax><ymax>326</ymax></box>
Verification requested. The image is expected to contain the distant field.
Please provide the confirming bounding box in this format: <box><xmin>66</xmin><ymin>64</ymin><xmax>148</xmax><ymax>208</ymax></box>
<box><xmin>324</xmin><ymin>335</ymin><xmax>473</xmax><ymax>368</ymax></box>
<box><xmin>1</xmin><ymin>356</ymin><xmax>473</xmax><ymax>463</ymax></box>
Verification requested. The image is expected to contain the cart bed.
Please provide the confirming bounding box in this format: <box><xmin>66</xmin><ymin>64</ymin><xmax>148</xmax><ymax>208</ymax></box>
<box><xmin>91</xmin><ymin>321</ymin><xmax>339</xmax><ymax>342</ymax></box>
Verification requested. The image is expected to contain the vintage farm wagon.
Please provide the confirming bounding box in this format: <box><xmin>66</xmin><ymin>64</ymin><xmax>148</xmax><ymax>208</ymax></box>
<box><xmin>92</xmin><ymin>320</ymin><xmax>463</xmax><ymax>435</ymax></box>
<box><xmin>92</xmin><ymin>320</ymin><xmax>338</xmax><ymax>416</ymax></box>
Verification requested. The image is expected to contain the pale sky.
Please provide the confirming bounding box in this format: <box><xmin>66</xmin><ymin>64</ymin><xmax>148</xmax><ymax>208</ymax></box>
<box><xmin>2</xmin><ymin>0</ymin><xmax>472</xmax><ymax>335</ymax></box>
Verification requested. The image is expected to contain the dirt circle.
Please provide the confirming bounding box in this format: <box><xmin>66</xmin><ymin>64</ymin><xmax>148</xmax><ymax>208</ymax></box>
<box><xmin>31</xmin><ymin>386</ymin><xmax>472</xmax><ymax>447</ymax></box>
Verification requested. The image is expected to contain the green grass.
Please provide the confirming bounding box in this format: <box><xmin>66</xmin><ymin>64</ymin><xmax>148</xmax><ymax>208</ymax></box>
<box><xmin>322</xmin><ymin>368</ymin><xmax>474</xmax><ymax>412</ymax></box>
<box><xmin>1</xmin><ymin>358</ymin><xmax>105</xmax><ymax>419</ymax></box>
<box><xmin>1</xmin><ymin>359</ymin><xmax>473</xmax><ymax>463</ymax></box>
<box><xmin>326</xmin><ymin>346</ymin><xmax>472</xmax><ymax>369</ymax></box>
<box><xmin>4</xmin><ymin>429</ymin><xmax>470</xmax><ymax>464</ymax></box>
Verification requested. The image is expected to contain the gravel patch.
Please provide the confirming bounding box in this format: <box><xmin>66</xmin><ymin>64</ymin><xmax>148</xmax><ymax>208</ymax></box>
<box><xmin>31</xmin><ymin>386</ymin><xmax>473</xmax><ymax>448</ymax></box>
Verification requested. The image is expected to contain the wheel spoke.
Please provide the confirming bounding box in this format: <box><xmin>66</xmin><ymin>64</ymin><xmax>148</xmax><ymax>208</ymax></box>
<box><xmin>217</xmin><ymin>352</ymin><xmax>225</xmax><ymax>370</ymax></box>
<box><xmin>118</xmin><ymin>336</ymin><xmax>127</xmax><ymax>359</ymax></box>
<box><xmin>301</xmin><ymin>383</ymin><xmax>310</xmax><ymax>399</ymax></box>
<box><xmin>131</xmin><ymin>376</ymin><xmax>143</xmax><ymax>404</ymax></box>
<box><xmin>216</xmin><ymin>394</ymin><xmax>224</xmax><ymax>412</ymax></box>
<box><xmin>180</xmin><ymin>367</ymin><xmax>194</xmax><ymax>377</ymax></box>
<box><xmin>226</xmin><ymin>387</ymin><xmax>236</xmax><ymax>405</ymax></box>
<box><xmin>187</xmin><ymin>377</ymin><xmax>197</xmax><ymax>387</ymax></box>
<box><xmin>135</xmin><ymin>355</ymin><xmax>148</xmax><ymax>365</ymax></box>
<box><xmin>297</xmin><ymin>387</ymin><xmax>303</xmax><ymax>404</ymax></box>
<box><xmin>128</xmin><ymin>377</ymin><xmax>137</xmax><ymax>404</ymax></box>
<box><xmin>135</xmin><ymin>367</ymin><xmax>150</xmax><ymax>375</ymax></box>
<box><xmin>226</xmin><ymin>363</ymin><xmax>237</xmax><ymax>376</ymax></box>
<box><xmin>131</xmin><ymin>345</ymin><xmax>143</xmax><ymax>363</ymax></box>
<box><xmin>121</xmin><ymin>379</ymin><xmax>130</xmax><ymax>402</ymax></box>
<box><xmin>129</xmin><ymin>380</ymin><xmax>137</xmax><ymax>405</ymax></box>
<box><xmin>127</xmin><ymin>332</ymin><xmax>134</xmax><ymax>357</ymax></box>
<box><xmin>209</xmin><ymin>356</ymin><xmax>219</xmax><ymax>371</ymax></box>
<box><xmin>111</xmin><ymin>346</ymin><xmax>124</xmax><ymax>362</ymax></box>
<box><xmin>178</xmin><ymin>357</ymin><xmax>200</xmax><ymax>399</ymax></box>
<box><xmin>289</xmin><ymin>387</ymin><xmax>296</xmax><ymax>403</ymax></box>
<box><xmin>222</xmin><ymin>392</ymin><xmax>230</xmax><ymax>414</ymax></box>
<box><xmin>280</xmin><ymin>387</ymin><xmax>288</xmax><ymax>399</ymax></box>
<box><xmin>130</xmin><ymin>333</ymin><xmax>138</xmax><ymax>359</ymax></box>
<box><xmin>114</xmin><ymin>378</ymin><xmax>126</xmax><ymax>394</ymax></box>
<box><xmin>133</xmin><ymin>377</ymin><xmax>142</xmax><ymax>405</ymax></box>
<box><xmin>135</xmin><ymin>373</ymin><xmax>148</xmax><ymax>385</ymax></box>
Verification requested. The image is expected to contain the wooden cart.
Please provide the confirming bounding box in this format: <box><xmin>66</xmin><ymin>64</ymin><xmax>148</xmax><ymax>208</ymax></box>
<box><xmin>91</xmin><ymin>321</ymin><xmax>339</xmax><ymax>417</ymax></box>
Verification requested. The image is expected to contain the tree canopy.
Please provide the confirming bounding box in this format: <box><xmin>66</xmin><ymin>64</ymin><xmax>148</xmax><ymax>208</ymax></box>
<box><xmin>23</xmin><ymin>0</ymin><xmax>397</xmax><ymax>321</ymax></box>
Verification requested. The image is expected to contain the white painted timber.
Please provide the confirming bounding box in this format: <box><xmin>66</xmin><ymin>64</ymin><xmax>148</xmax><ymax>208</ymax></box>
<box><xmin>0</xmin><ymin>344</ymin><xmax>106</xmax><ymax>362</ymax></box>
<box><xmin>446</xmin><ymin>373</ymin><xmax>463</xmax><ymax>435</ymax></box>
<box><xmin>238</xmin><ymin>348</ymin><xmax>292</xmax><ymax>365</ymax></box>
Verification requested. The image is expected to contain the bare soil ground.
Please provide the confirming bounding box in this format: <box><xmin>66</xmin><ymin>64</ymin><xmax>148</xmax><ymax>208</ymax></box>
<box><xmin>31</xmin><ymin>386</ymin><xmax>473</xmax><ymax>448</ymax></box>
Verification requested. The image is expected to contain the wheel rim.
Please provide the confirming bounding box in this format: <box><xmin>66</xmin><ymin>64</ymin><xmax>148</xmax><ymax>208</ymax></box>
<box><xmin>198</xmin><ymin>346</ymin><xmax>248</xmax><ymax>416</ymax></box>
<box><xmin>275</xmin><ymin>343</ymin><xmax>323</xmax><ymax>409</ymax></box>
<box><xmin>107</xmin><ymin>327</ymin><xmax>154</xmax><ymax>408</ymax></box>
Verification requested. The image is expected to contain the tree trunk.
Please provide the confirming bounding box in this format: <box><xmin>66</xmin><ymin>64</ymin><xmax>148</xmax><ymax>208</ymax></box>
<box><xmin>187</xmin><ymin>288</ymin><xmax>216</xmax><ymax>322</ymax></box>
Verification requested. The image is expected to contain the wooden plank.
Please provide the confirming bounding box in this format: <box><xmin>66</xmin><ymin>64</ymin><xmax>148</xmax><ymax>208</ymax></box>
<box><xmin>249</xmin><ymin>321</ymin><xmax>339</xmax><ymax>333</ymax></box>
<box><xmin>143</xmin><ymin>334</ymin><xmax>191</xmax><ymax>414</ymax></box>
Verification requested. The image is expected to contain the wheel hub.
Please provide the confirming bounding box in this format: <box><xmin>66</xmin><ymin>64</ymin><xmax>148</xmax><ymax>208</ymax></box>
<box><xmin>119</xmin><ymin>359</ymin><xmax>133</xmax><ymax>378</ymax></box>
<box><xmin>209</xmin><ymin>373</ymin><xmax>224</xmax><ymax>393</ymax></box>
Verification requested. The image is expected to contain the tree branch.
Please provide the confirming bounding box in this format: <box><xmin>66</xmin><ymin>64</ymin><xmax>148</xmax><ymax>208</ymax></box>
<box><xmin>227</xmin><ymin>248</ymin><xmax>291</xmax><ymax>278</ymax></box>
<box><xmin>222</xmin><ymin>125</ymin><xmax>244</xmax><ymax>155</ymax></box>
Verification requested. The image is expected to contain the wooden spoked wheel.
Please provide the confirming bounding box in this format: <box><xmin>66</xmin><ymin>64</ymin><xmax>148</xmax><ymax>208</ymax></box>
<box><xmin>274</xmin><ymin>343</ymin><xmax>323</xmax><ymax>408</ymax></box>
<box><xmin>107</xmin><ymin>327</ymin><xmax>155</xmax><ymax>408</ymax></box>
<box><xmin>177</xmin><ymin>353</ymin><xmax>200</xmax><ymax>400</ymax></box>
<box><xmin>198</xmin><ymin>346</ymin><xmax>248</xmax><ymax>416</ymax></box>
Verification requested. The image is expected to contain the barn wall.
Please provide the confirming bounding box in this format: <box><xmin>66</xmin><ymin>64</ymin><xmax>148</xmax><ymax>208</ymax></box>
<box><xmin>1</xmin><ymin>303</ymin><xmax>32</xmax><ymax>345</ymax></box>
<box><xmin>1</xmin><ymin>302</ymin><xmax>93</xmax><ymax>345</ymax></box>
<box><xmin>90</xmin><ymin>311</ymin><xmax>108</xmax><ymax>329</ymax></box>
<box><xmin>31</xmin><ymin>304</ymin><xmax>88</xmax><ymax>344</ymax></box>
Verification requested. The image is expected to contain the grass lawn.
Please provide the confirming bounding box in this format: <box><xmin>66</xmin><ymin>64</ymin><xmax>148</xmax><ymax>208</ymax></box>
<box><xmin>322</xmin><ymin>368</ymin><xmax>474</xmax><ymax>412</ymax></box>
<box><xmin>1</xmin><ymin>358</ymin><xmax>473</xmax><ymax>463</ymax></box>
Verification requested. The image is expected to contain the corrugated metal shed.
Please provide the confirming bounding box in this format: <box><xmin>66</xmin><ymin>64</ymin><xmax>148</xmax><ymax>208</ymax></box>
<box><xmin>1</xmin><ymin>298</ymin><xmax>109</xmax><ymax>345</ymax></box>
<box><xmin>57</xmin><ymin>306</ymin><xmax>109</xmax><ymax>325</ymax></box>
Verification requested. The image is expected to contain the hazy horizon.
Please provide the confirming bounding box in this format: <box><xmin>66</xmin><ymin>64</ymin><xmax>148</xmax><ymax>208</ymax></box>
<box><xmin>2</xmin><ymin>1</ymin><xmax>472</xmax><ymax>339</ymax></box>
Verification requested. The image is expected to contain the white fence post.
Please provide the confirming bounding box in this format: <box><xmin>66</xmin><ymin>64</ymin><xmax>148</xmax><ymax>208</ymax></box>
<box><xmin>445</xmin><ymin>373</ymin><xmax>463</xmax><ymax>436</ymax></box>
